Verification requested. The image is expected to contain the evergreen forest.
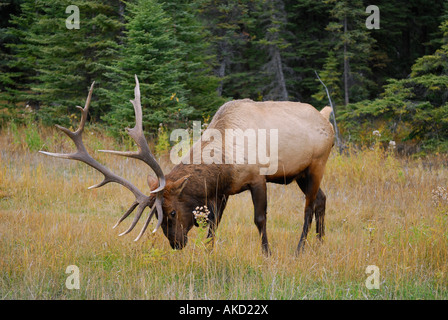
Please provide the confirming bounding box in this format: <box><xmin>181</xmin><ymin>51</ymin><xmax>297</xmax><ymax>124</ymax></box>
<box><xmin>1</xmin><ymin>0</ymin><xmax>447</xmax><ymax>153</ymax></box>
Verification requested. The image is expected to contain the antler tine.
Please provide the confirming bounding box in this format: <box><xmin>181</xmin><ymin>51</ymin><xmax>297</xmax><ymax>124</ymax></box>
<box><xmin>153</xmin><ymin>192</ymin><xmax>164</xmax><ymax>232</ymax></box>
<box><xmin>134</xmin><ymin>206</ymin><xmax>157</xmax><ymax>242</ymax></box>
<box><xmin>40</xmin><ymin>82</ymin><xmax>141</xmax><ymax>196</ymax></box>
<box><xmin>133</xmin><ymin>192</ymin><xmax>164</xmax><ymax>242</ymax></box>
<box><xmin>118</xmin><ymin>202</ymin><xmax>147</xmax><ymax>237</ymax></box>
<box><xmin>112</xmin><ymin>201</ymin><xmax>138</xmax><ymax>229</ymax></box>
<box><xmin>40</xmin><ymin>81</ymin><xmax>161</xmax><ymax>240</ymax></box>
<box><xmin>76</xmin><ymin>81</ymin><xmax>95</xmax><ymax>134</ymax></box>
<box><xmin>99</xmin><ymin>75</ymin><xmax>166</xmax><ymax>194</ymax></box>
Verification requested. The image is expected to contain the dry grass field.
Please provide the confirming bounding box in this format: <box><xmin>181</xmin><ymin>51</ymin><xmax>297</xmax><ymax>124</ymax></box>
<box><xmin>1</xmin><ymin>124</ymin><xmax>447</xmax><ymax>299</ymax></box>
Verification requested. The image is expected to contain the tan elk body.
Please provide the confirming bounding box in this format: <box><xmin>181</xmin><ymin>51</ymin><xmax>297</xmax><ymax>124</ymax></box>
<box><xmin>201</xmin><ymin>99</ymin><xmax>334</xmax><ymax>193</ymax></box>
<box><xmin>42</xmin><ymin>76</ymin><xmax>334</xmax><ymax>255</ymax></box>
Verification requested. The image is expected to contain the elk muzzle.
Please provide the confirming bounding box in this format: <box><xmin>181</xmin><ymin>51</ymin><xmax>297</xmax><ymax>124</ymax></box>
<box><xmin>163</xmin><ymin>222</ymin><xmax>189</xmax><ymax>250</ymax></box>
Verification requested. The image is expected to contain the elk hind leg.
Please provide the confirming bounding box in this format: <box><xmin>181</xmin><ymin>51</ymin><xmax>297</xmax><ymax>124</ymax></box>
<box><xmin>296</xmin><ymin>168</ymin><xmax>323</xmax><ymax>255</ymax></box>
<box><xmin>314</xmin><ymin>188</ymin><xmax>326</xmax><ymax>242</ymax></box>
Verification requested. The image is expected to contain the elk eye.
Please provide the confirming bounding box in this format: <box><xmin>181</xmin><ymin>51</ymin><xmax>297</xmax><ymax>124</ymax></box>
<box><xmin>170</xmin><ymin>210</ymin><xmax>176</xmax><ymax>217</ymax></box>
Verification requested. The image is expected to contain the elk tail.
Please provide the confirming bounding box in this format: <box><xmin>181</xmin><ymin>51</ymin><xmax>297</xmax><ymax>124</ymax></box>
<box><xmin>320</xmin><ymin>106</ymin><xmax>333</xmax><ymax>121</ymax></box>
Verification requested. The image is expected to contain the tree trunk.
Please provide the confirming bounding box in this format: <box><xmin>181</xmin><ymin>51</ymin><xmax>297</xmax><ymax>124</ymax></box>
<box><xmin>216</xmin><ymin>42</ymin><xmax>230</xmax><ymax>97</ymax></box>
<box><xmin>273</xmin><ymin>48</ymin><xmax>288</xmax><ymax>101</ymax></box>
<box><xmin>263</xmin><ymin>0</ymin><xmax>289</xmax><ymax>101</ymax></box>
<box><xmin>343</xmin><ymin>16</ymin><xmax>350</xmax><ymax>106</ymax></box>
<box><xmin>118</xmin><ymin>0</ymin><xmax>126</xmax><ymax>45</ymax></box>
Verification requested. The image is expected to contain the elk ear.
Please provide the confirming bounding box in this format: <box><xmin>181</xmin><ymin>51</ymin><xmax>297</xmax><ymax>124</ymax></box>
<box><xmin>147</xmin><ymin>175</ymin><xmax>159</xmax><ymax>192</ymax></box>
<box><xmin>171</xmin><ymin>175</ymin><xmax>191</xmax><ymax>195</ymax></box>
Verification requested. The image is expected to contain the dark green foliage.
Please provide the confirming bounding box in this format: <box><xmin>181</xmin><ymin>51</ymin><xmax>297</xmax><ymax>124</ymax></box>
<box><xmin>101</xmin><ymin>0</ymin><xmax>225</xmax><ymax>137</ymax></box>
<box><xmin>1</xmin><ymin>0</ymin><xmax>123</xmax><ymax>126</ymax></box>
<box><xmin>286</xmin><ymin>0</ymin><xmax>332</xmax><ymax>103</ymax></box>
<box><xmin>197</xmin><ymin>0</ymin><xmax>260</xmax><ymax>100</ymax></box>
<box><xmin>339</xmin><ymin>17</ymin><xmax>448</xmax><ymax>152</ymax></box>
<box><xmin>162</xmin><ymin>1</ymin><xmax>227</xmax><ymax>119</ymax></box>
<box><xmin>102</xmin><ymin>0</ymin><xmax>190</xmax><ymax>135</ymax></box>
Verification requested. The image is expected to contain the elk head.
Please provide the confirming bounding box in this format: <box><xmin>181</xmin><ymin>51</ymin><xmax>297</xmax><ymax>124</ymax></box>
<box><xmin>40</xmin><ymin>75</ymin><xmax>194</xmax><ymax>248</ymax></box>
<box><xmin>147</xmin><ymin>174</ymin><xmax>196</xmax><ymax>249</ymax></box>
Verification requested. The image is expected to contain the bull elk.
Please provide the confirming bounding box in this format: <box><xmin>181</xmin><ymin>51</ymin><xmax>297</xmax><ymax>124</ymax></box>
<box><xmin>41</xmin><ymin>75</ymin><xmax>334</xmax><ymax>255</ymax></box>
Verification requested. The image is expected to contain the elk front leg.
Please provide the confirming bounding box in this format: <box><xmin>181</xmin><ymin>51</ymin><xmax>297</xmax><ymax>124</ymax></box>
<box><xmin>206</xmin><ymin>195</ymin><xmax>227</xmax><ymax>248</ymax></box>
<box><xmin>250</xmin><ymin>180</ymin><xmax>270</xmax><ymax>255</ymax></box>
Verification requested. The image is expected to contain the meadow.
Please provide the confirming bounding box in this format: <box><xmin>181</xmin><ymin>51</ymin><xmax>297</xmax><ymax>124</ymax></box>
<box><xmin>1</xmin><ymin>123</ymin><xmax>447</xmax><ymax>300</ymax></box>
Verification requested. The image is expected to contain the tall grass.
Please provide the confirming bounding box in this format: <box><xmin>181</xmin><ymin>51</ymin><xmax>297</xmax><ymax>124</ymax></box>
<box><xmin>0</xmin><ymin>125</ymin><xmax>447</xmax><ymax>299</ymax></box>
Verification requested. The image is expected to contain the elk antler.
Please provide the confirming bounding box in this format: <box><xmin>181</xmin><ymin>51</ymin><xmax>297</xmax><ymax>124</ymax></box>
<box><xmin>99</xmin><ymin>75</ymin><xmax>166</xmax><ymax>193</ymax></box>
<box><xmin>40</xmin><ymin>76</ymin><xmax>165</xmax><ymax>241</ymax></box>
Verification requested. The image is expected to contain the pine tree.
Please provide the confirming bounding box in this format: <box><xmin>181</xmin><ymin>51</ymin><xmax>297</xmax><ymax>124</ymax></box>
<box><xmin>198</xmin><ymin>0</ymin><xmax>258</xmax><ymax>99</ymax></box>
<box><xmin>102</xmin><ymin>0</ymin><xmax>191</xmax><ymax>136</ymax></box>
<box><xmin>0</xmin><ymin>0</ymin><xmax>22</xmax><ymax>114</ymax></box>
<box><xmin>256</xmin><ymin>0</ymin><xmax>293</xmax><ymax>101</ymax></box>
<box><xmin>286</xmin><ymin>0</ymin><xmax>332</xmax><ymax>104</ymax></box>
<box><xmin>367</xmin><ymin>0</ymin><xmax>445</xmax><ymax>89</ymax></box>
<box><xmin>323</xmin><ymin>0</ymin><xmax>376</xmax><ymax>106</ymax></box>
<box><xmin>0</xmin><ymin>0</ymin><xmax>41</xmax><ymax>122</ymax></box>
<box><xmin>162</xmin><ymin>0</ymin><xmax>226</xmax><ymax>118</ymax></box>
<box><xmin>3</xmin><ymin>0</ymin><xmax>123</xmax><ymax>126</ymax></box>
<box><xmin>312</xmin><ymin>50</ymin><xmax>343</xmax><ymax>106</ymax></box>
<box><xmin>339</xmin><ymin>13</ymin><xmax>448</xmax><ymax>152</ymax></box>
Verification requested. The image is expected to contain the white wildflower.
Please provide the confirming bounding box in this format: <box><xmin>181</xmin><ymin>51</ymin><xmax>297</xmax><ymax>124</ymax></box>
<box><xmin>432</xmin><ymin>186</ymin><xmax>448</xmax><ymax>208</ymax></box>
<box><xmin>193</xmin><ymin>205</ymin><xmax>210</xmax><ymax>223</ymax></box>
